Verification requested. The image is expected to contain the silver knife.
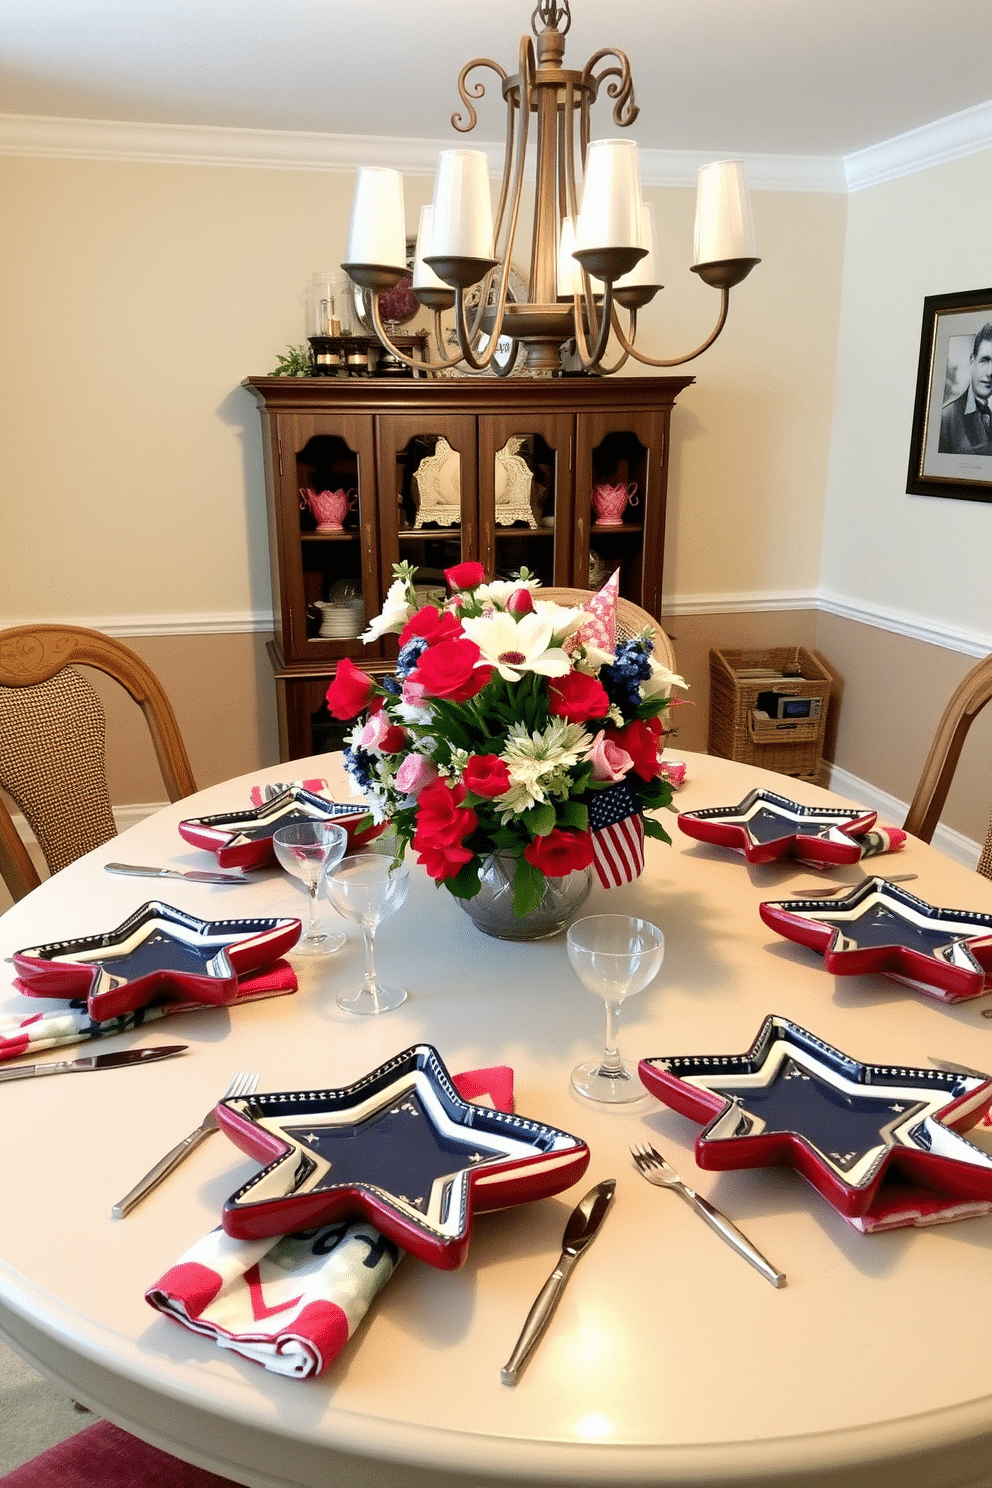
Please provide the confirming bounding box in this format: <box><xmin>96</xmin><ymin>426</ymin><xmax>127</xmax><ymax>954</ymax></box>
<box><xmin>0</xmin><ymin>1045</ymin><xmax>188</xmax><ymax>1082</ymax></box>
<box><xmin>500</xmin><ymin>1178</ymin><xmax>616</xmax><ymax>1386</ymax></box>
<box><xmin>105</xmin><ymin>862</ymin><xmax>257</xmax><ymax>885</ymax></box>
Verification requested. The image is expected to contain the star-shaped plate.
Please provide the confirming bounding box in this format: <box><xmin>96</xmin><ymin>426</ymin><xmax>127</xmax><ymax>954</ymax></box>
<box><xmin>677</xmin><ymin>789</ymin><xmax>876</xmax><ymax>865</ymax></box>
<box><xmin>178</xmin><ymin>786</ymin><xmax>382</xmax><ymax>870</ymax></box>
<box><xmin>639</xmin><ymin>1015</ymin><xmax>992</xmax><ymax>1231</ymax></box>
<box><xmin>760</xmin><ymin>877</ymin><xmax>992</xmax><ymax>1003</ymax></box>
<box><xmin>13</xmin><ymin>901</ymin><xmax>302</xmax><ymax>1020</ymax></box>
<box><xmin>216</xmin><ymin>1044</ymin><xmax>591</xmax><ymax>1268</ymax></box>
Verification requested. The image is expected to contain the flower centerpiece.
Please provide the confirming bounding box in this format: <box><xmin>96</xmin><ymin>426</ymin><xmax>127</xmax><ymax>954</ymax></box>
<box><xmin>324</xmin><ymin>561</ymin><xmax>685</xmax><ymax>937</ymax></box>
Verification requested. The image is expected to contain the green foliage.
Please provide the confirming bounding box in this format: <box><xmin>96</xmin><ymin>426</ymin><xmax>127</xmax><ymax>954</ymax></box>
<box><xmin>513</xmin><ymin>856</ymin><xmax>546</xmax><ymax>918</ymax></box>
<box><xmin>270</xmin><ymin>343</ymin><xmax>314</xmax><ymax>377</ymax></box>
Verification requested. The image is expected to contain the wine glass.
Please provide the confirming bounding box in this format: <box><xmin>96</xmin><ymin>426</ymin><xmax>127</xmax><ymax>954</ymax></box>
<box><xmin>567</xmin><ymin>914</ymin><xmax>664</xmax><ymax>1104</ymax></box>
<box><xmin>272</xmin><ymin>822</ymin><xmax>348</xmax><ymax>956</ymax></box>
<box><xmin>325</xmin><ymin>855</ymin><xmax>410</xmax><ymax>1014</ymax></box>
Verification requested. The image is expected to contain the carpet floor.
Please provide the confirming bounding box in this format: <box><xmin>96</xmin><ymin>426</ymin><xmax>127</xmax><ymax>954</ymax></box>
<box><xmin>0</xmin><ymin>1339</ymin><xmax>89</xmax><ymax>1475</ymax></box>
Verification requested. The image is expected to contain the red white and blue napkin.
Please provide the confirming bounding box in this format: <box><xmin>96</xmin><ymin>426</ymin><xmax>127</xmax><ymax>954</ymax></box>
<box><xmin>0</xmin><ymin>962</ymin><xmax>297</xmax><ymax>1063</ymax></box>
<box><xmin>145</xmin><ymin>1066</ymin><xmax>514</xmax><ymax>1379</ymax></box>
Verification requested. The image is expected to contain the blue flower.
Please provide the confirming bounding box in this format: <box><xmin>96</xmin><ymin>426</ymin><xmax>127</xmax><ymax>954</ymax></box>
<box><xmin>343</xmin><ymin>745</ymin><xmax>375</xmax><ymax>791</ymax></box>
<box><xmin>396</xmin><ymin>637</ymin><xmax>429</xmax><ymax>678</ymax></box>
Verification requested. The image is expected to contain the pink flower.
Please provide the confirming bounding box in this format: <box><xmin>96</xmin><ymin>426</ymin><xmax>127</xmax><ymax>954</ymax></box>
<box><xmin>587</xmin><ymin>731</ymin><xmax>635</xmax><ymax>782</ymax></box>
<box><xmin>359</xmin><ymin>712</ymin><xmax>407</xmax><ymax>754</ymax></box>
<box><xmin>401</xmin><ymin>675</ymin><xmax>429</xmax><ymax>710</ymax></box>
<box><xmin>395</xmin><ymin>753</ymin><xmax>440</xmax><ymax>798</ymax></box>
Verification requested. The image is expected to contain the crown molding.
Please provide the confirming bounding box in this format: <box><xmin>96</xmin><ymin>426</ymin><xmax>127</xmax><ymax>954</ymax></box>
<box><xmin>845</xmin><ymin>97</ymin><xmax>992</xmax><ymax>190</ymax></box>
<box><xmin>0</xmin><ymin>113</ymin><xmax>850</xmax><ymax>193</ymax></box>
<box><xmin>3</xmin><ymin>105</ymin><xmax>989</xmax><ymax>192</ymax></box>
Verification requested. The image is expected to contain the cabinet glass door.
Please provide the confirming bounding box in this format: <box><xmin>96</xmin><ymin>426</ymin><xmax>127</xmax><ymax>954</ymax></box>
<box><xmin>574</xmin><ymin>408</ymin><xmax>669</xmax><ymax>616</ymax></box>
<box><xmin>276</xmin><ymin>413</ymin><xmax>382</xmax><ymax>665</ymax></box>
<box><xmin>374</xmin><ymin>414</ymin><xmax>478</xmax><ymax>643</ymax></box>
<box><xmin>477</xmin><ymin>414</ymin><xmax>572</xmax><ymax>589</ymax></box>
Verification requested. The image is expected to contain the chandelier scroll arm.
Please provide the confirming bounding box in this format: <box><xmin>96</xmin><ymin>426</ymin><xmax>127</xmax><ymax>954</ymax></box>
<box><xmin>569</xmin><ymin>276</ymin><xmax>615</xmax><ymax>370</ymax></box>
<box><xmin>453</xmin><ymin>58</ymin><xmax>508</xmax><ymax>133</ymax></box>
<box><xmin>580</xmin><ymin>48</ymin><xmax>637</xmax><ymax>128</ymax></box>
<box><xmin>366</xmin><ymin>297</ymin><xmax>466</xmax><ymax>374</ymax></box>
<box><xmin>610</xmin><ymin>288</ymin><xmax>733</xmax><ymax>368</ymax></box>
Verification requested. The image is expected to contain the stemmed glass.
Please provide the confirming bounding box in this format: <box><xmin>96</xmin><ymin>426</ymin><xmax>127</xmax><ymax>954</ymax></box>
<box><xmin>567</xmin><ymin>914</ymin><xmax>665</xmax><ymax>1104</ymax></box>
<box><xmin>272</xmin><ymin>822</ymin><xmax>348</xmax><ymax>956</ymax></box>
<box><xmin>325</xmin><ymin>855</ymin><xmax>410</xmax><ymax>1014</ymax></box>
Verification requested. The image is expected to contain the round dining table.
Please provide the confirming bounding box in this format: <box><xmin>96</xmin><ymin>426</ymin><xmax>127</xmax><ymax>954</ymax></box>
<box><xmin>3</xmin><ymin>750</ymin><xmax>992</xmax><ymax>1488</ymax></box>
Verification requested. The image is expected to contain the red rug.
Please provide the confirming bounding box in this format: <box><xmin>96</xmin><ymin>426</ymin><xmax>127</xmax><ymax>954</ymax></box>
<box><xmin>0</xmin><ymin>1420</ymin><xmax>246</xmax><ymax>1486</ymax></box>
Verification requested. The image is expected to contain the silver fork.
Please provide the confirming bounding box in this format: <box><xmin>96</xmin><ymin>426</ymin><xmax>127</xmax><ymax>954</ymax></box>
<box><xmin>630</xmin><ymin>1144</ymin><xmax>786</xmax><ymax>1288</ymax></box>
<box><xmin>112</xmin><ymin>1070</ymin><xmax>259</xmax><ymax>1218</ymax></box>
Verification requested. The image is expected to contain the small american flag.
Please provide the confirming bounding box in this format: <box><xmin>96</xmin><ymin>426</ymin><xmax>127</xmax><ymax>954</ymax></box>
<box><xmin>588</xmin><ymin>780</ymin><xmax>645</xmax><ymax>887</ymax></box>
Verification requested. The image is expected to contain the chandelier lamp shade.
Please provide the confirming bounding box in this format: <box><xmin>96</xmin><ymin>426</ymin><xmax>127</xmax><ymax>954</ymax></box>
<box><xmin>341</xmin><ymin>0</ymin><xmax>759</xmax><ymax>376</ymax></box>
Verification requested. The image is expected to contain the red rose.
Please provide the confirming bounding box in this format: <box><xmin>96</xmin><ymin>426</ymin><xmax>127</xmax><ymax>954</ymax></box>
<box><xmin>413</xmin><ymin>638</ymin><xmax>492</xmax><ymax>702</ymax></box>
<box><xmin>605</xmin><ymin>718</ymin><xmax>662</xmax><ymax>780</ymax></box>
<box><xmin>444</xmin><ymin>561</ymin><xmax>486</xmax><ymax>592</ymax></box>
<box><xmin>413</xmin><ymin>780</ymin><xmax>478</xmax><ymax>881</ymax></box>
<box><xmin>506</xmin><ymin>586</ymin><xmax>535</xmax><ymax>616</ymax></box>
<box><xmin>398</xmin><ymin>606</ymin><xmax>463</xmax><ymax>649</ymax></box>
<box><xmin>325</xmin><ymin>657</ymin><xmax>375</xmax><ymax>720</ymax></box>
<box><xmin>547</xmin><ymin>670</ymin><xmax>610</xmax><ymax>723</ymax></box>
<box><xmin>463</xmin><ymin>754</ymin><xmax>511</xmax><ymax>798</ymax></box>
<box><xmin>414</xmin><ymin>833</ymin><xmax>475</xmax><ymax>881</ymax></box>
<box><xmin>524</xmin><ymin>828</ymin><xmax>594</xmax><ymax>877</ymax></box>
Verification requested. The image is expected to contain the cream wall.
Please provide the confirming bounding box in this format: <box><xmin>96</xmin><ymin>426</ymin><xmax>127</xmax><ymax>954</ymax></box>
<box><xmin>0</xmin><ymin>152</ymin><xmax>845</xmax><ymax>794</ymax></box>
<box><xmin>0</xmin><ymin>143</ymin><xmax>987</xmax><ymax>861</ymax></box>
<box><xmin>817</xmin><ymin>149</ymin><xmax>992</xmax><ymax>843</ymax></box>
<box><xmin>820</xmin><ymin>148</ymin><xmax>992</xmax><ymax>638</ymax></box>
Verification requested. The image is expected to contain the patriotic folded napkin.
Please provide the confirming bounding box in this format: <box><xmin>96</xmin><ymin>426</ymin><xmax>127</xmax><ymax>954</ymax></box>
<box><xmin>859</xmin><ymin>826</ymin><xmax>907</xmax><ymax>858</ymax></box>
<box><xmin>0</xmin><ymin>961</ymin><xmax>298</xmax><ymax>1062</ymax></box>
<box><xmin>248</xmin><ymin>779</ymin><xmax>332</xmax><ymax>806</ymax></box>
<box><xmin>145</xmin><ymin>1066</ymin><xmax>514</xmax><ymax>1380</ymax></box>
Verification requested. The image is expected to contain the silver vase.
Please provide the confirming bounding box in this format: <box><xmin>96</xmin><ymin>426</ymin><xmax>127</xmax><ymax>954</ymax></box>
<box><xmin>455</xmin><ymin>851</ymin><xmax>593</xmax><ymax>941</ymax></box>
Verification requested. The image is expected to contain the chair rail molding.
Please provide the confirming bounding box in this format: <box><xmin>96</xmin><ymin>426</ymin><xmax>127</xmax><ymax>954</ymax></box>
<box><xmin>826</xmin><ymin>761</ymin><xmax>980</xmax><ymax>871</ymax></box>
<box><xmin>7</xmin><ymin>592</ymin><xmax>990</xmax><ymax>657</ymax></box>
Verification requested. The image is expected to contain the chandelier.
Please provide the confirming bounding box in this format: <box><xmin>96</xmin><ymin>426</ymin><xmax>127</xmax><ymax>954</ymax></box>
<box><xmin>341</xmin><ymin>0</ymin><xmax>759</xmax><ymax>377</ymax></box>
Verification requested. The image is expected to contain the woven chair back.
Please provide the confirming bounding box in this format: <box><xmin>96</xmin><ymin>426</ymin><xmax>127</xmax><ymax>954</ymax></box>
<box><xmin>0</xmin><ymin>667</ymin><xmax>118</xmax><ymax>875</ymax></box>
<box><xmin>903</xmin><ymin>651</ymin><xmax>992</xmax><ymax>881</ymax></box>
<box><xmin>537</xmin><ymin>586</ymin><xmax>678</xmax><ymax>674</ymax></box>
<box><xmin>0</xmin><ymin>625</ymin><xmax>196</xmax><ymax>901</ymax></box>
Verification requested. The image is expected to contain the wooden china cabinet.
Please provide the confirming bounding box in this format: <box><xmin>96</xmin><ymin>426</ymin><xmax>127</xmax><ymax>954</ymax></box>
<box><xmin>243</xmin><ymin>374</ymin><xmax>693</xmax><ymax>762</ymax></box>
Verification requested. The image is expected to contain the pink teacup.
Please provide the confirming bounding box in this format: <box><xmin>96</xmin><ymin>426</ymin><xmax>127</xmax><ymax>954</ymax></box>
<box><xmin>299</xmin><ymin>487</ymin><xmax>358</xmax><ymax>531</ymax></box>
<box><xmin>591</xmin><ymin>481</ymin><xmax>638</xmax><ymax>526</ymax></box>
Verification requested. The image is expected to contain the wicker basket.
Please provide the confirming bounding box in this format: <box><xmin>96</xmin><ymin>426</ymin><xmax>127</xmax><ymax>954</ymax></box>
<box><xmin>708</xmin><ymin>646</ymin><xmax>831</xmax><ymax>780</ymax></box>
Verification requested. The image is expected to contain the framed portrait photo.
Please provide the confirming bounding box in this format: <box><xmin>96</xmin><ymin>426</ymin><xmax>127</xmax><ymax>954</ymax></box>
<box><xmin>907</xmin><ymin>286</ymin><xmax>992</xmax><ymax>501</ymax></box>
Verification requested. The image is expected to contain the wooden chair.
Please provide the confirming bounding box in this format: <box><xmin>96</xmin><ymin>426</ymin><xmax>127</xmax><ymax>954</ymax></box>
<box><xmin>0</xmin><ymin>625</ymin><xmax>196</xmax><ymax>902</ymax></box>
<box><xmin>538</xmin><ymin>587</ymin><xmax>679</xmax><ymax>674</ymax></box>
<box><xmin>902</xmin><ymin>652</ymin><xmax>992</xmax><ymax>879</ymax></box>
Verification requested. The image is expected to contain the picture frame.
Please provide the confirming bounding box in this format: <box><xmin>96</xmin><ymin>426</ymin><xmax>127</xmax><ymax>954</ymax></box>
<box><xmin>907</xmin><ymin>286</ymin><xmax>992</xmax><ymax>502</ymax></box>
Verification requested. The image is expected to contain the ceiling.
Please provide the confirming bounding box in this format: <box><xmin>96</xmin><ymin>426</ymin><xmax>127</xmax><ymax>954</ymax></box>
<box><xmin>0</xmin><ymin>0</ymin><xmax>989</xmax><ymax>161</ymax></box>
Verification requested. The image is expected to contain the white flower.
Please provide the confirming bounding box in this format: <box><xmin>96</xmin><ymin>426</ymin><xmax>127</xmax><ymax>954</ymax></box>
<box><xmin>361</xmin><ymin>575</ymin><xmax>415</xmax><ymax>642</ymax></box>
<box><xmin>641</xmin><ymin>657</ymin><xmax>688</xmax><ymax>700</ymax></box>
<box><xmin>532</xmin><ymin>600</ymin><xmax>587</xmax><ymax>645</ymax></box>
<box><xmin>474</xmin><ymin>577</ymin><xmax>541</xmax><ymax>607</ymax></box>
<box><xmin>458</xmin><ymin>611</ymin><xmax>572</xmax><ymax>682</ymax></box>
<box><xmin>496</xmin><ymin>719</ymin><xmax>588</xmax><ymax>816</ymax></box>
